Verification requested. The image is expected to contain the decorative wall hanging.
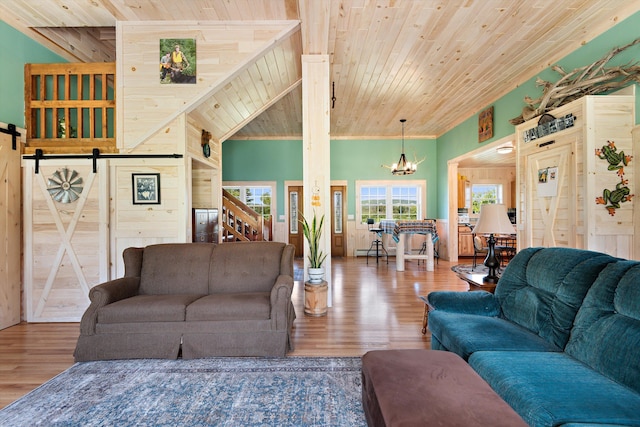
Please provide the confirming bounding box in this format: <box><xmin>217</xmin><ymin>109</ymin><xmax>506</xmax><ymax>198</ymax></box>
<box><xmin>201</xmin><ymin>129</ymin><xmax>211</xmax><ymax>158</ymax></box>
<box><xmin>522</xmin><ymin>114</ymin><xmax>575</xmax><ymax>143</ymax></box>
<box><xmin>537</xmin><ymin>166</ymin><xmax>558</xmax><ymax>197</ymax></box>
<box><xmin>595</xmin><ymin>140</ymin><xmax>633</xmax><ymax>216</ymax></box>
<box><xmin>478</xmin><ymin>106</ymin><xmax>493</xmax><ymax>142</ymax></box>
<box><xmin>510</xmin><ymin>38</ymin><xmax>640</xmax><ymax>125</ymax></box>
<box><xmin>132</xmin><ymin>173</ymin><xmax>161</xmax><ymax>205</ymax></box>
<box><xmin>47</xmin><ymin>168</ymin><xmax>83</xmax><ymax>203</ymax></box>
<box><xmin>160</xmin><ymin>38</ymin><xmax>196</xmax><ymax>84</ymax></box>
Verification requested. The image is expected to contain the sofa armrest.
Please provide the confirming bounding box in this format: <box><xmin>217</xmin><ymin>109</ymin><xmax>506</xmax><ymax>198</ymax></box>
<box><xmin>270</xmin><ymin>274</ymin><xmax>294</xmax><ymax>330</ymax></box>
<box><xmin>79</xmin><ymin>277</ymin><xmax>140</xmax><ymax>335</ymax></box>
<box><xmin>426</xmin><ymin>291</ymin><xmax>501</xmax><ymax>317</ymax></box>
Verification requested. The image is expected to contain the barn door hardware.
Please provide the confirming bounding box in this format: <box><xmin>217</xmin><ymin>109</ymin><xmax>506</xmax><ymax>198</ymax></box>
<box><xmin>0</xmin><ymin>123</ymin><xmax>20</xmax><ymax>150</ymax></box>
<box><xmin>23</xmin><ymin>148</ymin><xmax>183</xmax><ymax>174</ymax></box>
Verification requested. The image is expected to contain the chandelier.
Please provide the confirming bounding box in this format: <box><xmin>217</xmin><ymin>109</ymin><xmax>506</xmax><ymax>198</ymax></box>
<box><xmin>383</xmin><ymin>119</ymin><xmax>422</xmax><ymax>175</ymax></box>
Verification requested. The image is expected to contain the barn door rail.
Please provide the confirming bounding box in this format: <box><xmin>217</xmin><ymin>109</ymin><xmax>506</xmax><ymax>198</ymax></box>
<box><xmin>23</xmin><ymin>148</ymin><xmax>183</xmax><ymax>173</ymax></box>
<box><xmin>0</xmin><ymin>123</ymin><xmax>21</xmax><ymax>150</ymax></box>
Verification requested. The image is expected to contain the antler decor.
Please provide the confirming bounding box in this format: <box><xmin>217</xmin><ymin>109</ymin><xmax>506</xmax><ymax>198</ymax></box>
<box><xmin>510</xmin><ymin>38</ymin><xmax>640</xmax><ymax>125</ymax></box>
<box><xmin>595</xmin><ymin>140</ymin><xmax>634</xmax><ymax>216</ymax></box>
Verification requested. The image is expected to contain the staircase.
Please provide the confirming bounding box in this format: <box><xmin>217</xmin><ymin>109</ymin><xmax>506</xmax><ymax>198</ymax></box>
<box><xmin>222</xmin><ymin>189</ymin><xmax>272</xmax><ymax>242</ymax></box>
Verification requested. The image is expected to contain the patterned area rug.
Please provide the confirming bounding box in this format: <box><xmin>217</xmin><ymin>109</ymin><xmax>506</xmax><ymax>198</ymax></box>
<box><xmin>0</xmin><ymin>357</ymin><xmax>365</xmax><ymax>427</ymax></box>
<box><xmin>451</xmin><ymin>264</ymin><xmax>491</xmax><ymax>275</ymax></box>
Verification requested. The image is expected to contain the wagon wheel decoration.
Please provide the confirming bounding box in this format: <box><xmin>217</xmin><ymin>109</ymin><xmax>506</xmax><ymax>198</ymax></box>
<box><xmin>47</xmin><ymin>168</ymin><xmax>84</xmax><ymax>203</ymax></box>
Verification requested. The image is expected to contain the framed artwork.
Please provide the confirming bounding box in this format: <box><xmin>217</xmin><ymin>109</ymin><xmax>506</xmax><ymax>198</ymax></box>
<box><xmin>132</xmin><ymin>173</ymin><xmax>161</xmax><ymax>205</ymax></box>
<box><xmin>160</xmin><ymin>38</ymin><xmax>196</xmax><ymax>84</ymax></box>
<box><xmin>478</xmin><ymin>106</ymin><xmax>494</xmax><ymax>142</ymax></box>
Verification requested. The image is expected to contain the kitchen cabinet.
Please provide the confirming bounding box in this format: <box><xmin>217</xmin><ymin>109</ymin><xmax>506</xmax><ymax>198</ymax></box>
<box><xmin>457</xmin><ymin>175</ymin><xmax>470</xmax><ymax>209</ymax></box>
<box><xmin>458</xmin><ymin>224</ymin><xmax>474</xmax><ymax>256</ymax></box>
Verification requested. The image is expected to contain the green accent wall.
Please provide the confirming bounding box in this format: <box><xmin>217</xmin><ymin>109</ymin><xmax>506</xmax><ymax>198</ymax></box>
<box><xmin>0</xmin><ymin>20</ymin><xmax>66</xmax><ymax>127</ymax></box>
<box><xmin>223</xmin><ymin>137</ymin><xmax>438</xmax><ymax>221</ymax></box>
<box><xmin>436</xmin><ymin>10</ymin><xmax>640</xmax><ymax>218</ymax></box>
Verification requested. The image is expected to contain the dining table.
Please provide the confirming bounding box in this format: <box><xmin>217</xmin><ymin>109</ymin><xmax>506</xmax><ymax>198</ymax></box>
<box><xmin>379</xmin><ymin>219</ymin><xmax>436</xmax><ymax>272</ymax></box>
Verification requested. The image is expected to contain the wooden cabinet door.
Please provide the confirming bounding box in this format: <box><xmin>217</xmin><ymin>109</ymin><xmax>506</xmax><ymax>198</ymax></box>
<box><xmin>458</xmin><ymin>227</ymin><xmax>474</xmax><ymax>256</ymax></box>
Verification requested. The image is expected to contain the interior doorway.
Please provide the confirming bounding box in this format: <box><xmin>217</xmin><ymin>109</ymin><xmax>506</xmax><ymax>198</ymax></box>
<box><xmin>447</xmin><ymin>135</ymin><xmax>516</xmax><ymax>263</ymax></box>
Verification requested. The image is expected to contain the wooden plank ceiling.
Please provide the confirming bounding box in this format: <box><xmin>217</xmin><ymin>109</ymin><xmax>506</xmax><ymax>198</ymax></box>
<box><xmin>2</xmin><ymin>0</ymin><xmax>639</xmax><ymax>145</ymax></box>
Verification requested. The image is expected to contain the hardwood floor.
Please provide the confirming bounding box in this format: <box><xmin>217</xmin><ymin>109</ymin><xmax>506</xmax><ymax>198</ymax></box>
<box><xmin>0</xmin><ymin>256</ymin><xmax>470</xmax><ymax>409</ymax></box>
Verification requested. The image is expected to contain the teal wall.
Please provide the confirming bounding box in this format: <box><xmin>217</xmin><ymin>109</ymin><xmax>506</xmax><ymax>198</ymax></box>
<box><xmin>0</xmin><ymin>20</ymin><xmax>66</xmax><ymax>127</ymax></box>
<box><xmin>222</xmin><ymin>139</ymin><xmax>303</xmax><ymax>218</ymax></box>
<box><xmin>436</xmin><ymin>10</ymin><xmax>640</xmax><ymax>218</ymax></box>
<box><xmin>222</xmin><ymin>137</ymin><xmax>438</xmax><ymax>221</ymax></box>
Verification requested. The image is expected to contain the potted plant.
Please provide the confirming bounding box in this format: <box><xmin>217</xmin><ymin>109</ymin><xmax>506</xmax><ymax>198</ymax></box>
<box><xmin>300</xmin><ymin>211</ymin><xmax>327</xmax><ymax>283</ymax></box>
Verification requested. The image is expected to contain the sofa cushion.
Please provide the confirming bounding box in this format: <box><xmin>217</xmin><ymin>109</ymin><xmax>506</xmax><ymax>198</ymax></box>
<box><xmin>469</xmin><ymin>351</ymin><xmax>640</xmax><ymax>427</ymax></box>
<box><xmin>495</xmin><ymin>247</ymin><xmax>617</xmax><ymax>350</ymax></box>
<box><xmin>565</xmin><ymin>261</ymin><xmax>640</xmax><ymax>394</ymax></box>
<box><xmin>209</xmin><ymin>242</ymin><xmax>285</xmax><ymax>293</ymax></box>
<box><xmin>97</xmin><ymin>295</ymin><xmax>204</xmax><ymax>323</ymax></box>
<box><xmin>186</xmin><ymin>292</ymin><xmax>271</xmax><ymax>321</ymax></box>
<box><xmin>139</xmin><ymin>243</ymin><xmax>215</xmax><ymax>295</ymax></box>
<box><xmin>428</xmin><ymin>311</ymin><xmax>561</xmax><ymax>360</ymax></box>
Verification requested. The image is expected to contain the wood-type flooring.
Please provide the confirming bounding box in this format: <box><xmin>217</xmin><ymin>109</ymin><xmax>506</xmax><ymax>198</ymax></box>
<box><xmin>0</xmin><ymin>256</ymin><xmax>471</xmax><ymax>408</ymax></box>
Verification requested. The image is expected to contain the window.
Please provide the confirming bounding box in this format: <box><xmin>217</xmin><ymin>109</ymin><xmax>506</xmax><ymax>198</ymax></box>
<box><xmin>360</xmin><ymin>186</ymin><xmax>386</xmax><ymax>223</ymax></box>
<box><xmin>471</xmin><ymin>183</ymin><xmax>503</xmax><ymax>214</ymax></box>
<box><xmin>223</xmin><ymin>184</ymin><xmax>273</xmax><ymax>220</ymax></box>
<box><xmin>358</xmin><ymin>182</ymin><xmax>423</xmax><ymax>224</ymax></box>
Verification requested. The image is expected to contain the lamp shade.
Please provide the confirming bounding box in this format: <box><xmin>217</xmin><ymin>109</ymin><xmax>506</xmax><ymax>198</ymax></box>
<box><xmin>473</xmin><ymin>204</ymin><xmax>515</xmax><ymax>235</ymax></box>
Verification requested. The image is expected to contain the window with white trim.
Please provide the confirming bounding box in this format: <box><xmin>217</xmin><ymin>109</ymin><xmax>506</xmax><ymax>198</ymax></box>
<box><xmin>471</xmin><ymin>183</ymin><xmax>503</xmax><ymax>214</ymax></box>
<box><xmin>357</xmin><ymin>181</ymin><xmax>424</xmax><ymax>224</ymax></box>
<box><xmin>223</xmin><ymin>184</ymin><xmax>273</xmax><ymax>220</ymax></box>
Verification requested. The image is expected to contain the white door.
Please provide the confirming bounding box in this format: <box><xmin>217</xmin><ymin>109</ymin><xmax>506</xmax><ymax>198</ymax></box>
<box><xmin>23</xmin><ymin>160</ymin><xmax>109</xmax><ymax>322</ymax></box>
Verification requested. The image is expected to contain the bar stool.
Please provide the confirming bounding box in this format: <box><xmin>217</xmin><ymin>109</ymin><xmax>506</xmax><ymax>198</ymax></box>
<box><xmin>366</xmin><ymin>219</ymin><xmax>388</xmax><ymax>264</ymax></box>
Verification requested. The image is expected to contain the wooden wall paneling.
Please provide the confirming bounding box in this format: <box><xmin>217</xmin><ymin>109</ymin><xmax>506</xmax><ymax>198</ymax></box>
<box><xmin>633</xmin><ymin>125</ymin><xmax>640</xmax><ymax>260</ymax></box>
<box><xmin>109</xmin><ymin>158</ymin><xmax>187</xmax><ymax>278</ymax></box>
<box><xmin>584</xmin><ymin>96</ymin><xmax>635</xmax><ymax>259</ymax></box>
<box><xmin>0</xmin><ymin>129</ymin><xmax>22</xmax><ymax>329</ymax></box>
<box><xmin>517</xmin><ymin>94</ymin><xmax>634</xmax><ymax>258</ymax></box>
<box><xmin>23</xmin><ymin>160</ymin><xmax>108</xmax><ymax>322</ymax></box>
<box><xmin>117</xmin><ymin>20</ymin><xmax>300</xmax><ymax>150</ymax></box>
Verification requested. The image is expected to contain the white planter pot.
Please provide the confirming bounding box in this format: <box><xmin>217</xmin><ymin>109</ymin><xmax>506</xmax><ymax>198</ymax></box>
<box><xmin>308</xmin><ymin>267</ymin><xmax>325</xmax><ymax>284</ymax></box>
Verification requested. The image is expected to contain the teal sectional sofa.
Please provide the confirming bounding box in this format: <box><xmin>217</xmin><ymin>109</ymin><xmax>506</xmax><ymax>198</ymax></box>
<box><xmin>427</xmin><ymin>247</ymin><xmax>640</xmax><ymax>426</ymax></box>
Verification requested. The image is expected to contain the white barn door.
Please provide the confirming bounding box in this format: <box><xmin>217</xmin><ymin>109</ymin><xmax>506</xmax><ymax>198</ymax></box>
<box><xmin>23</xmin><ymin>159</ymin><xmax>109</xmax><ymax>322</ymax></box>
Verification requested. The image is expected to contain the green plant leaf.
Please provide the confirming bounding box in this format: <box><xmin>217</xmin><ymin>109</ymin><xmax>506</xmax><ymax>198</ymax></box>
<box><xmin>299</xmin><ymin>211</ymin><xmax>326</xmax><ymax>268</ymax></box>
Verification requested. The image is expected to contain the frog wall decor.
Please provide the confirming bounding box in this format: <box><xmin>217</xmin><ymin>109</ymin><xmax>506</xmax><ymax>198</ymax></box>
<box><xmin>595</xmin><ymin>140</ymin><xmax>634</xmax><ymax>216</ymax></box>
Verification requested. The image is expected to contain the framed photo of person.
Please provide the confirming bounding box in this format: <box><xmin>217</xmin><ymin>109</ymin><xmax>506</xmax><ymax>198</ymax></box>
<box><xmin>160</xmin><ymin>38</ymin><xmax>196</xmax><ymax>84</ymax></box>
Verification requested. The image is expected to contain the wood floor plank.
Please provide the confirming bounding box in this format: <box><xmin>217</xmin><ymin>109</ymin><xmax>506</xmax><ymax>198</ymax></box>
<box><xmin>0</xmin><ymin>256</ymin><xmax>471</xmax><ymax>408</ymax></box>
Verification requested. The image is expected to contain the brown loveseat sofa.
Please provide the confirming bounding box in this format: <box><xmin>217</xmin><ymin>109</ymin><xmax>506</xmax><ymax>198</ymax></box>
<box><xmin>74</xmin><ymin>241</ymin><xmax>296</xmax><ymax>361</ymax></box>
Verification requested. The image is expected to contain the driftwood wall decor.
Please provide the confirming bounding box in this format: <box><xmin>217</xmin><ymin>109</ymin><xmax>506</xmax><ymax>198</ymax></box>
<box><xmin>510</xmin><ymin>38</ymin><xmax>640</xmax><ymax>125</ymax></box>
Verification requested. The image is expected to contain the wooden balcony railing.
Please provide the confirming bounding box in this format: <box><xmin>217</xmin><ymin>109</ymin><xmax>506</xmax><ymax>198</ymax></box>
<box><xmin>24</xmin><ymin>62</ymin><xmax>116</xmax><ymax>154</ymax></box>
<box><xmin>222</xmin><ymin>189</ymin><xmax>265</xmax><ymax>242</ymax></box>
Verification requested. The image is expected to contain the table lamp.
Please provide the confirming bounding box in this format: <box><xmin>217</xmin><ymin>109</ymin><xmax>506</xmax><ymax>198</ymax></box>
<box><xmin>473</xmin><ymin>203</ymin><xmax>515</xmax><ymax>284</ymax></box>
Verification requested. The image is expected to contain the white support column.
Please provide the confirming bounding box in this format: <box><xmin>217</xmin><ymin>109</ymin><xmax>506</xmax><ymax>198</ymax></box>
<box><xmin>302</xmin><ymin>54</ymin><xmax>332</xmax><ymax>306</ymax></box>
